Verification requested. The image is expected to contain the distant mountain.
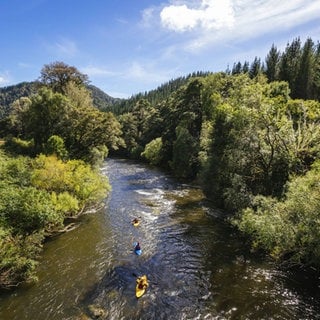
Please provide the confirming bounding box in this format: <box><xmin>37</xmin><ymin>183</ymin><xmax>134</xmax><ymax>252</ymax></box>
<box><xmin>87</xmin><ymin>84</ymin><xmax>122</xmax><ymax>111</ymax></box>
<box><xmin>0</xmin><ymin>81</ymin><xmax>122</xmax><ymax>119</ymax></box>
<box><xmin>0</xmin><ymin>82</ymin><xmax>38</xmax><ymax>118</ymax></box>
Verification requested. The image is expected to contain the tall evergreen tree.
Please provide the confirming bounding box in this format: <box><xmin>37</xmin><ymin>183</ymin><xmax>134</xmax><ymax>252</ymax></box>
<box><xmin>232</xmin><ymin>62</ymin><xmax>242</xmax><ymax>75</ymax></box>
<box><xmin>295</xmin><ymin>38</ymin><xmax>315</xmax><ymax>99</ymax></box>
<box><xmin>265</xmin><ymin>44</ymin><xmax>280</xmax><ymax>82</ymax></box>
<box><xmin>249</xmin><ymin>57</ymin><xmax>262</xmax><ymax>78</ymax></box>
<box><xmin>279</xmin><ymin>38</ymin><xmax>301</xmax><ymax>98</ymax></box>
<box><xmin>312</xmin><ymin>42</ymin><xmax>320</xmax><ymax>100</ymax></box>
<box><xmin>242</xmin><ymin>61</ymin><xmax>250</xmax><ymax>73</ymax></box>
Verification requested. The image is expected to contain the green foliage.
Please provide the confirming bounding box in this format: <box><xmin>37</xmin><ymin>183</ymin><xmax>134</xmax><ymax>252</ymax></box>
<box><xmin>0</xmin><ymin>227</ymin><xmax>43</xmax><ymax>289</ymax></box>
<box><xmin>171</xmin><ymin>126</ymin><xmax>198</xmax><ymax>178</ymax></box>
<box><xmin>265</xmin><ymin>44</ymin><xmax>280</xmax><ymax>82</ymax></box>
<box><xmin>111</xmin><ymin>71</ymin><xmax>211</xmax><ymax>115</ymax></box>
<box><xmin>25</xmin><ymin>87</ymin><xmax>71</xmax><ymax>151</ymax></box>
<box><xmin>233</xmin><ymin>160</ymin><xmax>320</xmax><ymax>265</ymax></box>
<box><xmin>31</xmin><ymin>154</ymin><xmax>111</xmax><ymax>206</ymax></box>
<box><xmin>200</xmin><ymin>74</ymin><xmax>320</xmax><ymax>212</ymax></box>
<box><xmin>39</xmin><ymin>61</ymin><xmax>89</xmax><ymax>94</ymax></box>
<box><xmin>0</xmin><ymin>151</ymin><xmax>111</xmax><ymax>288</ymax></box>
<box><xmin>4</xmin><ymin>137</ymin><xmax>34</xmax><ymax>156</ymax></box>
<box><xmin>45</xmin><ymin>135</ymin><xmax>68</xmax><ymax>159</ymax></box>
<box><xmin>3</xmin><ymin>81</ymin><xmax>123</xmax><ymax>165</ymax></box>
<box><xmin>130</xmin><ymin>145</ymin><xmax>144</xmax><ymax>159</ymax></box>
<box><xmin>87</xmin><ymin>84</ymin><xmax>121</xmax><ymax>111</ymax></box>
<box><xmin>0</xmin><ymin>153</ymin><xmax>32</xmax><ymax>186</ymax></box>
<box><xmin>0</xmin><ymin>82</ymin><xmax>38</xmax><ymax>120</ymax></box>
<box><xmin>118</xmin><ymin>99</ymin><xmax>156</xmax><ymax>159</ymax></box>
<box><xmin>0</xmin><ymin>183</ymin><xmax>63</xmax><ymax>233</ymax></box>
<box><xmin>87</xmin><ymin>145</ymin><xmax>109</xmax><ymax>168</ymax></box>
<box><xmin>50</xmin><ymin>192</ymin><xmax>79</xmax><ymax>217</ymax></box>
<box><xmin>141</xmin><ymin>137</ymin><xmax>163</xmax><ymax>165</ymax></box>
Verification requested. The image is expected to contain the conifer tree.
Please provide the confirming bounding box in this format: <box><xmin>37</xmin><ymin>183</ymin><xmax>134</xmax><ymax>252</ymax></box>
<box><xmin>265</xmin><ymin>44</ymin><xmax>280</xmax><ymax>82</ymax></box>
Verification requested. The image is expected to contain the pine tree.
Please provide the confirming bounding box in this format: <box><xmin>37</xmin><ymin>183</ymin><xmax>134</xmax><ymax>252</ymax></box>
<box><xmin>265</xmin><ymin>44</ymin><xmax>280</xmax><ymax>82</ymax></box>
<box><xmin>295</xmin><ymin>38</ymin><xmax>315</xmax><ymax>99</ymax></box>
<box><xmin>249</xmin><ymin>57</ymin><xmax>262</xmax><ymax>78</ymax></box>
<box><xmin>279</xmin><ymin>38</ymin><xmax>301</xmax><ymax>98</ymax></box>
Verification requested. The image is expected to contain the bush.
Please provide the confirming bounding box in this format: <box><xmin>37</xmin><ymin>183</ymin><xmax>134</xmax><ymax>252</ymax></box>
<box><xmin>0</xmin><ymin>151</ymin><xmax>111</xmax><ymax>288</ymax></box>
<box><xmin>233</xmin><ymin>160</ymin><xmax>320</xmax><ymax>266</ymax></box>
<box><xmin>0</xmin><ymin>226</ymin><xmax>43</xmax><ymax>288</ymax></box>
<box><xmin>31</xmin><ymin>154</ymin><xmax>111</xmax><ymax>207</ymax></box>
<box><xmin>45</xmin><ymin>135</ymin><xmax>68</xmax><ymax>160</ymax></box>
<box><xmin>0</xmin><ymin>183</ymin><xmax>63</xmax><ymax>234</ymax></box>
<box><xmin>3</xmin><ymin>137</ymin><xmax>34</xmax><ymax>156</ymax></box>
<box><xmin>141</xmin><ymin>137</ymin><xmax>163</xmax><ymax>165</ymax></box>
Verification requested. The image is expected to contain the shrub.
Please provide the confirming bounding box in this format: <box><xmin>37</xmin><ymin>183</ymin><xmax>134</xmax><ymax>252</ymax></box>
<box><xmin>141</xmin><ymin>137</ymin><xmax>163</xmax><ymax>165</ymax></box>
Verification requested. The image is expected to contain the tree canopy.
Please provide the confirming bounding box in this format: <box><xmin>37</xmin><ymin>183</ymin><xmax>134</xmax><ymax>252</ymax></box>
<box><xmin>39</xmin><ymin>61</ymin><xmax>89</xmax><ymax>94</ymax></box>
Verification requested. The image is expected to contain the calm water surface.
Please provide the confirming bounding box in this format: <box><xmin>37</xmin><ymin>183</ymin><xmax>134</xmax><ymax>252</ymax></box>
<box><xmin>0</xmin><ymin>158</ymin><xmax>319</xmax><ymax>319</ymax></box>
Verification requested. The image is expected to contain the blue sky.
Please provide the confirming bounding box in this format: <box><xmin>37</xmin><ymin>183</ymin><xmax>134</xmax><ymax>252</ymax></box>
<box><xmin>0</xmin><ymin>0</ymin><xmax>319</xmax><ymax>98</ymax></box>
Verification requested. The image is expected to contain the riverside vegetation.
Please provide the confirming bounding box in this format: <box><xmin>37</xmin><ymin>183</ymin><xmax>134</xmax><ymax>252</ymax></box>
<box><xmin>0</xmin><ymin>62</ymin><xmax>123</xmax><ymax>289</ymax></box>
<box><xmin>0</xmin><ymin>37</ymin><xmax>320</xmax><ymax>289</ymax></box>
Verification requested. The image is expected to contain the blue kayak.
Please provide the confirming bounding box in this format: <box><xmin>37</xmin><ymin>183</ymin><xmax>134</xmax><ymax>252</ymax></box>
<box><xmin>135</xmin><ymin>249</ymin><xmax>142</xmax><ymax>255</ymax></box>
<box><xmin>133</xmin><ymin>242</ymin><xmax>142</xmax><ymax>255</ymax></box>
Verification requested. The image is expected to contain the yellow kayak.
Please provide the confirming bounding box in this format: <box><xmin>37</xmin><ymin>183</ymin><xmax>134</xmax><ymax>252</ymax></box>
<box><xmin>132</xmin><ymin>220</ymin><xmax>140</xmax><ymax>227</ymax></box>
<box><xmin>136</xmin><ymin>275</ymin><xmax>148</xmax><ymax>298</ymax></box>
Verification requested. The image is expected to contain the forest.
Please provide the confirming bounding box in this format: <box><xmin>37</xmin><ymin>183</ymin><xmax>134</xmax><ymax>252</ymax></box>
<box><xmin>0</xmin><ymin>62</ymin><xmax>122</xmax><ymax>289</ymax></box>
<box><xmin>0</xmin><ymin>37</ymin><xmax>320</xmax><ymax>289</ymax></box>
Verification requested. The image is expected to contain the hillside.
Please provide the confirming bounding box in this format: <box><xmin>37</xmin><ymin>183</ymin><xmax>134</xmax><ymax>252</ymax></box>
<box><xmin>0</xmin><ymin>82</ymin><xmax>38</xmax><ymax>118</ymax></box>
<box><xmin>87</xmin><ymin>84</ymin><xmax>122</xmax><ymax>111</ymax></box>
<box><xmin>0</xmin><ymin>81</ymin><xmax>121</xmax><ymax>118</ymax></box>
<box><xmin>110</xmin><ymin>71</ymin><xmax>211</xmax><ymax>115</ymax></box>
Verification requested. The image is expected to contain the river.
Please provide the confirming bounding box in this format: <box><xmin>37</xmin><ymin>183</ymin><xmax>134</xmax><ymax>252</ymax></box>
<box><xmin>0</xmin><ymin>158</ymin><xmax>319</xmax><ymax>319</ymax></box>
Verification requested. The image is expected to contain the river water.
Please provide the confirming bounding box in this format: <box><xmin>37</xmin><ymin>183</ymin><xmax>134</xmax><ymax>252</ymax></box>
<box><xmin>0</xmin><ymin>158</ymin><xmax>320</xmax><ymax>319</ymax></box>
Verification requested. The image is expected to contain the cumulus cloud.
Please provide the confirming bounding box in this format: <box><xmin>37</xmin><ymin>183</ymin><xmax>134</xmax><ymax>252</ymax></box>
<box><xmin>160</xmin><ymin>0</ymin><xmax>234</xmax><ymax>32</ymax></box>
<box><xmin>158</xmin><ymin>0</ymin><xmax>320</xmax><ymax>50</ymax></box>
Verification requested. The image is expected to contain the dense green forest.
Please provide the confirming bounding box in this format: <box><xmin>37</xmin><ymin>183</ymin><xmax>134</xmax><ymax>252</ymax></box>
<box><xmin>1</xmin><ymin>37</ymin><xmax>320</xmax><ymax>289</ymax></box>
<box><xmin>114</xmin><ymin>37</ymin><xmax>320</xmax><ymax>269</ymax></box>
<box><xmin>118</xmin><ymin>73</ymin><xmax>320</xmax><ymax>268</ymax></box>
<box><xmin>0</xmin><ymin>62</ymin><xmax>124</xmax><ymax>289</ymax></box>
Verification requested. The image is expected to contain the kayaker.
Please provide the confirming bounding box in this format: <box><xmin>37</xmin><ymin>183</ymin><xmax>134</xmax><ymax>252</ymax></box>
<box><xmin>136</xmin><ymin>275</ymin><xmax>148</xmax><ymax>289</ymax></box>
<box><xmin>132</xmin><ymin>218</ymin><xmax>139</xmax><ymax>224</ymax></box>
<box><xmin>135</xmin><ymin>242</ymin><xmax>141</xmax><ymax>251</ymax></box>
<box><xmin>137</xmin><ymin>280</ymin><xmax>145</xmax><ymax>290</ymax></box>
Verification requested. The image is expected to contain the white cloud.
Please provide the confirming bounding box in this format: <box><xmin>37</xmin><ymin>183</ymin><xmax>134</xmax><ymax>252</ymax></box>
<box><xmin>157</xmin><ymin>0</ymin><xmax>320</xmax><ymax>50</ymax></box>
<box><xmin>0</xmin><ymin>72</ymin><xmax>10</xmax><ymax>85</ymax></box>
<box><xmin>0</xmin><ymin>76</ymin><xmax>7</xmax><ymax>85</ymax></box>
<box><xmin>160</xmin><ymin>0</ymin><xmax>234</xmax><ymax>32</ymax></box>
<box><xmin>222</xmin><ymin>0</ymin><xmax>320</xmax><ymax>45</ymax></box>
<box><xmin>141</xmin><ymin>7</ymin><xmax>156</xmax><ymax>28</ymax></box>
